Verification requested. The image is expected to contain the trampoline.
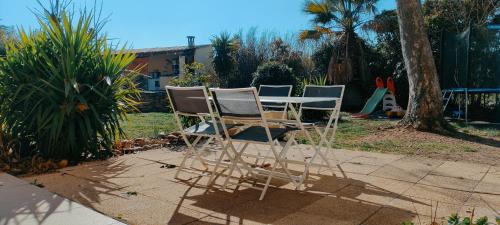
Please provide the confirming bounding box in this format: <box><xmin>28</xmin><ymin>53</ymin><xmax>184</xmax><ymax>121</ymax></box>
<box><xmin>440</xmin><ymin>25</ymin><xmax>500</xmax><ymax>123</ymax></box>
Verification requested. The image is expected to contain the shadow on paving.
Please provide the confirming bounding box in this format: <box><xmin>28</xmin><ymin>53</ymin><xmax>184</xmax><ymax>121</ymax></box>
<box><xmin>167</xmin><ymin>168</ymin><xmax>426</xmax><ymax>225</ymax></box>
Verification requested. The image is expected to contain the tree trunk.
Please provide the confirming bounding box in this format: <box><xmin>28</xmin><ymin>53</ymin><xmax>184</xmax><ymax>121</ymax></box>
<box><xmin>396</xmin><ymin>0</ymin><xmax>445</xmax><ymax>131</ymax></box>
<box><xmin>327</xmin><ymin>47</ymin><xmax>337</xmax><ymax>83</ymax></box>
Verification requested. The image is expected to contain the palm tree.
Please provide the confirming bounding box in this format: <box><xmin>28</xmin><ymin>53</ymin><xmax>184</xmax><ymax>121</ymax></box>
<box><xmin>300</xmin><ymin>0</ymin><xmax>377</xmax><ymax>84</ymax></box>
<box><xmin>211</xmin><ymin>32</ymin><xmax>238</xmax><ymax>88</ymax></box>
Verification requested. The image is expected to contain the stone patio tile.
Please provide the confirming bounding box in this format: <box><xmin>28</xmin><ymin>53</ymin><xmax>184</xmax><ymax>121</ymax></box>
<box><xmin>298</xmin><ymin>195</ymin><xmax>382</xmax><ymax>224</ymax></box>
<box><xmin>132</xmin><ymin>148</ymin><xmax>184</xmax><ymax>162</ymax></box>
<box><xmin>335</xmin><ymin>183</ymin><xmax>402</xmax><ymax>205</ymax></box>
<box><xmin>347</xmin><ymin>173</ymin><xmax>414</xmax><ymax>195</ymax></box>
<box><xmin>460</xmin><ymin>193</ymin><xmax>500</xmax><ymax>222</ymax></box>
<box><xmin>335</xmin><ymin>162</ymin><xmax>381</xmax><ymax>175</ymax></box>
<box><xmin>224</xmin><ymin>200</ymin><xmax>299</xmax><ymax>225</ymax></box>
<box><xmin>418</xmin><ymin>174</ymin><xmax>479</xmax><ymax>192</ymax></box>
<box><xmin>1</xmin><ymin>172</ymin><xmax>30</xmax><ymax>187</ymax></box>
<box><xmin>328</xmin><ymin>148</ymin><xmax>365</xmax><ymax>162</ymax></box>
<box><xmin>402</xmin><ymin>184</ymin><xmax>471</xmax><ymax>204</ymax></box>
<box><xmin>475</xmin><ymin>166</ymin><xmax>500</xmax><ymax>195</ymax></box>
<box><xmin>370</xmin><ymin>157</ymin><xmax>443</xmax><ymax>183</ymax></box>
<box><xmin>361</xmin><ymin>206</ymin><xmax>429</xmax><ymax>225</ymax></box>
<box><xmin>256</xmin><ymin>189</ymin><xmax>324</xmax><ymax>211</ymax></box>
<box><xmin>0</xmin><ymin>180</ymin><xmax>123</xmax><ymax>225</ymax></box>
<box><xmin>347</xmin><ymin>153</ymin><xmax>404</xmax><ymax>166</ymax></box>
<box><xmin>278</xmin><ymin>172</ymin><xmax>352</xmax><ymax>196</ymax></box>
<box><xmin>187</xmin><ymin>215</ymin><xmax>257</xmax><ymax>225</ymax></box>
<box><xmin>429</xmin><ymin>161</ymin><xmax>490</xmax><ymax>181</ymax></box>
<box><xmin>22</xmin><ymin>172</ymin><xmax>127</xmax><ymax>205</ymax></box>
<box><xmin>274</xmin><ymin>211</ymin><xmax>351</xmax><ymax>225</ymax></box>
<box><xmin>88</xmin><ymin>192</ymin><xmax>207</xmax><ymax>225</ymax></box>
<box><xmin>388</xmin><ymin>195</ymin><xmax>462</xmax><ymax>222</ymax></box>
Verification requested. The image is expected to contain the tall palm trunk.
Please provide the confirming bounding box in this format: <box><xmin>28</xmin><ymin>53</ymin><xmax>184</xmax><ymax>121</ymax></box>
<box><xmin>396</xmin><ymin>0</ymin><xmax>445</xmax><ymax>131</ymax></box>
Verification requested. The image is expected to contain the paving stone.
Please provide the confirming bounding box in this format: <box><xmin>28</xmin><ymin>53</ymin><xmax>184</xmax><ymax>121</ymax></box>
<box><xmin>388</xmin><ymin>195</ymin><xmax>462</xmax><ymax>221</ymax></box>
<box><xmin>22</xmin><ymin>172</ymin><xmax>126</xmax><ymax>205</ymax></box>
<box><xmin>361</xmin><ymin>206</ymin><xmax>430</xmax><ymax>225</ymax></box>
<box><xmin>347</xmin><ymin>153</ymin><xmax>404</xmax><ymax>166</ymax></box>
<box><xmin>274</xmin><ymin>211</ymin><xmax>350</xmax><ymax>225</ymax></box>
<box><xmin>298</xmin><ymin>195</ymin><xmax>381</xmax><ymax>224</ymax></box>
<box><xmin>429</xmin><ymin>161</ymin><xmax>490</xmax><ymax>181</ymax></box>
<box><xmin>335</xmin><ymin>162</ymin><xmax>381</xmax><ymax>175</ymax></box>
<box><xmin>475</xmin><ymin>166</ymin><xmax>500</xmax><ymax>195</ymax></box>
<box><xmin>1</xmin><ymin>172</ymin><xmax>30</xmax><ymax>188</ymax></box>
<box><xmin>460</xmin><ymin>193</ymin><xmax>500</xmax><ymax>222</ymax></box>
<box><xmin>347</xmin><ymin>173</ymin><xmax>414</xmax><ymax>196</ymax></box>
<box><xmin>402</xmin><ymin>184</ymin><xmax>472</xmax><ymax>205</ymax></box>
<box><xmin>418</xmin><ymin>174</ymin><xmax>479</xmax><ymax>192</ymax></box>
<box><xmin>371</xmin><ymin>157</ymin><xmax>443</xmax><ymax>183</ymax></box>
<box><xmin>0</xmin><ymin>176</ymin><xmax>123</xmax><ymax>225</ymax></box>
<box><xmin>335</xmin><ymin>183</ymin><xmax>401</xmax><ymax>205</ymax></box>
<box><xmin>224</xmin><ymin>200</ymin><xmax>299</xmax><ymax>224</ymax></box>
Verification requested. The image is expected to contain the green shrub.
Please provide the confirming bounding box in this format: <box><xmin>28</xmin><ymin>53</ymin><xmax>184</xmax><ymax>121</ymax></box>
<box><xmin>169</xmin><ymin>62</ymin><xmax>217</xmax><ymax>87</ymax></box>
<box><xmin>0</xmin><ymin>8</ymin><xmax>140</xmax><ymax>161</ymax></box>
<box><xmin>251</xmin><ymin>61</ymin><xmax>298</xmax><ymax>92</ymax></box>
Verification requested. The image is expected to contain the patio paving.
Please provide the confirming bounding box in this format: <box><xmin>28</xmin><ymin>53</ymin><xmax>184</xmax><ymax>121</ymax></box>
<box><xmin>10</xmin><ymin>146</ymin><xmax>500</xmax><ymax>225</ymax></box>
<box><xmin>0</xmin><ymin>173</ymin><xmax>125</xmax><ymax>225</ymax></box>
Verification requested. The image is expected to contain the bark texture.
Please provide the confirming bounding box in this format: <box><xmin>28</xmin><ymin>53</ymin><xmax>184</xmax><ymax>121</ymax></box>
<box><xmin>396</xmin><ymin>0</ymin><xmax>445</xmax><ymax>131</ymax></box>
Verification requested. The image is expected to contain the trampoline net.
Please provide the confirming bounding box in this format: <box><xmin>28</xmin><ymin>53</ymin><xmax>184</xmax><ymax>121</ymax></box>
<box><xmin>440</xmin><ymin>26</ymin><xmax>500</xmax><ymax>89</ymax></box>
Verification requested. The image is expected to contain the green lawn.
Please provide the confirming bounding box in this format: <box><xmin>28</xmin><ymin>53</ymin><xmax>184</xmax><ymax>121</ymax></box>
<box><xmin>120</xmin><ymin>113</ymin><xmax>177</xmax><ymax>139</ymax></box>
<box><xmin>120</xmin><ymin>113</ymin><xmax>499</xmax><ymax>163</ymax></box>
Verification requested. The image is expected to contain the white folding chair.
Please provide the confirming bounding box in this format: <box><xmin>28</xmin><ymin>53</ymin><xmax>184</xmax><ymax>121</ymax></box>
<box><xmin>258</xmin><ymin>85</ymin><xmax>293</xmax><ymax>120</ymax></box>
<box><xmin>293</xmin><ymin>85</ymin><xmax>345</xmax><ymax>175</ymax></box>
<box><xmin>210</xmin><ymin>87</ymin><xmax>300</xmax><ymax>200</ymax></box>
<box><xmin>165</xmin><ymin>86</ymin><xmax>237</xmax><ymax>184</ymax></box>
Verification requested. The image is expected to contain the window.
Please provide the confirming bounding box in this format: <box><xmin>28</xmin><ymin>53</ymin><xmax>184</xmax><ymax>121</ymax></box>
<box><xmin>155</xmin><ymin>81</ymin><xmax>160</xmax><ymax>87</ymax></box>
<box><xmin>149</xmin><ymin>71</ymin><xmax>160</xmax><ymax>79</ymax></box>
<box><xmin>172</xmin><ymin>60</ymin><xmax>180</xmax><ymax>75</ymax></box>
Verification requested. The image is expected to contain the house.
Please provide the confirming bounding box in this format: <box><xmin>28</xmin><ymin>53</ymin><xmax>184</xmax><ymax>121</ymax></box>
<box><xmin>127</xmin><ymin>36</ymin><xmax>212</xmax><ymax>91</ymax></box>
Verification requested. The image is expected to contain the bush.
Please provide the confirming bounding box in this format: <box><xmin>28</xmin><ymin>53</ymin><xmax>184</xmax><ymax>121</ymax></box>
<box><xmin>169</xmin><ymin>62</ymin><xmax>217</xmax><ymax>87</ymax></box>
<box><xmin>251</xmin><ymin>61</ymin><xmax>298</xmax><ymax>92</ymax></box>
<box><xmin>0</xmin><ymin>8</ymin><xmax>140</xmax><ymax>161</ymax></box>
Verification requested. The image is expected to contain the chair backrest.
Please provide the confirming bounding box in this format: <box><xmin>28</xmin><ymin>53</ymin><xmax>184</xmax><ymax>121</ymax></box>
<box><xmin>211</xmin><ymin>87</ymin><xmax>263</xmax><ymax>119</ymax></box>
<box><xmin>165</xmin><ymin>86</ymin><xmax>211</xmax><ymax>115</ymax></box>
<box><xmin>301</xmin><ymin>85</ymin><xmax>345</xmax><ymax>110</ymax></box>
<box><xmin>258</xmin><ymin>85</ymin><xmax>292</xmax><ymax>109</ymax></box>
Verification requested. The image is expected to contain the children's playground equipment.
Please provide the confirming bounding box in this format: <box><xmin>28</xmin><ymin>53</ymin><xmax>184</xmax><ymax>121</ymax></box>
<box><xmin>352</xmin><ymin>77</ymin><xmax>405</xmax><ymax>119</ymax></box>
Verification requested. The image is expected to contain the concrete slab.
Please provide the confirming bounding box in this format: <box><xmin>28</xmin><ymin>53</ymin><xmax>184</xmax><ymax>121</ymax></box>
<box><xmin>429</xmin><ymin>161</ymin><xmax>490</xmax><ymax>181</ymax></box>
<box><xmin>370</xmin><ymin>157</ymin><xmax>443</xmax><ymax>183</ymax></box>
<box><xmin>335</xmin><ymin>162</ymin><xmax>381</xmax><ymax>175</ymax></box>
<box><xmin>0</xmin><ymin>173</ymin><xmax>124</xmax><ymax>225</ymax></box>
<box><xmin>298</xmin><ymin>195</ymin><xmax>382</xmax><ymax>224</ymax></box>
<box><xmin>402</xmin><ymin>184</ymin><xmax>471</xmax><ymax>204</ymax></box>
<box><xmin>475</xmin><ymin>166</ymin><xmax>500</xmax><ymax>195</ymax></box>
<box><xmin>418</xmin><ymin>174</ymin><xmax>479</xmax><ymax>192</ymax></box>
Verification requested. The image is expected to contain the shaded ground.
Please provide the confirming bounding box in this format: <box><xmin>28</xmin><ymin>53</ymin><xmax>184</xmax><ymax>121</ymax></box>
<box><xmin>19</xmin><ymin>148</ymin><xmax>500</xmax><ymax>225</ymax></box>
<box><xmin>122</xmin><ymin>113</ymin><xmax>500</xmax><ymax>165</ymax></box>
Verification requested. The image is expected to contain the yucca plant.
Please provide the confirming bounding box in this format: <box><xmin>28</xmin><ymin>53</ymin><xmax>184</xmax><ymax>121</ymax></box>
<box><xmin>0</xmin><ymin>5</ymin><xmax>140</xmax><ymax>161</ymax></box>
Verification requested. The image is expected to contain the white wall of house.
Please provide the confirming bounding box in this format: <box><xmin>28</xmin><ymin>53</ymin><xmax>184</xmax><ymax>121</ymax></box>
<box><xmin>194</xmin><ymin>45</ymin><xmax>213</xmax><ymax>71</ymax></box>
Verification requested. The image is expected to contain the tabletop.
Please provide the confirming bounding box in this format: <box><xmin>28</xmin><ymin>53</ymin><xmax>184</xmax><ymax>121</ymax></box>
<box><xmin>259</xmin><ymin>96</ymin><xmax>338</xmax><ymax>104</ymax></box>
<box><xmin>208</xmin><ymin>96</ymin><xmax>338</xmax><ymax>104</ymax></box>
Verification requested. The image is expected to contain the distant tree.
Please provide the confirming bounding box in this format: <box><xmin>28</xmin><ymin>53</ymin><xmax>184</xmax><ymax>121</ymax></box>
<box><xmin>0</xmin><ymin>22</ymin><xmax>13</xmax><ymax>56</ymax></box>
<box><xmin>396</xmin><ymin>0</ymin><xmax>444</xmax><ymax>131</ymax></box>
<box><xmin>300</xmin><ymin>0</ymin><xmax>377</xmax><ymax>84</ymax></box>
<box><xmin>211</xmin><ymin>32</ymin><xmax>237</xmax><ymax>88</ymax></box>
<box><xmin>251</xmin><ymin>61</ymin><xmax>298</xmax><ymax>92</ymax></box>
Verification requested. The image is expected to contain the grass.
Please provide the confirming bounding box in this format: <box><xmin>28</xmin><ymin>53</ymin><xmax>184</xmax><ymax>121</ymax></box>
<box><xmin>120</xmin><ymin>113</ymin><xmax>177</xmax><ymax>139</ymax></box>
<box><xmin>120</xmin><ymin>113</ymin><xmax>499</xmax><ymax>155</ymax></box>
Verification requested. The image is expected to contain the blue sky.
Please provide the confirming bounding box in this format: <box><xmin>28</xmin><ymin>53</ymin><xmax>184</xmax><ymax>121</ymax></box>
<box><xmin>0</xmin><ymin>0</ymin><xmax>396</xmax><ymax>48</ymax></box>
